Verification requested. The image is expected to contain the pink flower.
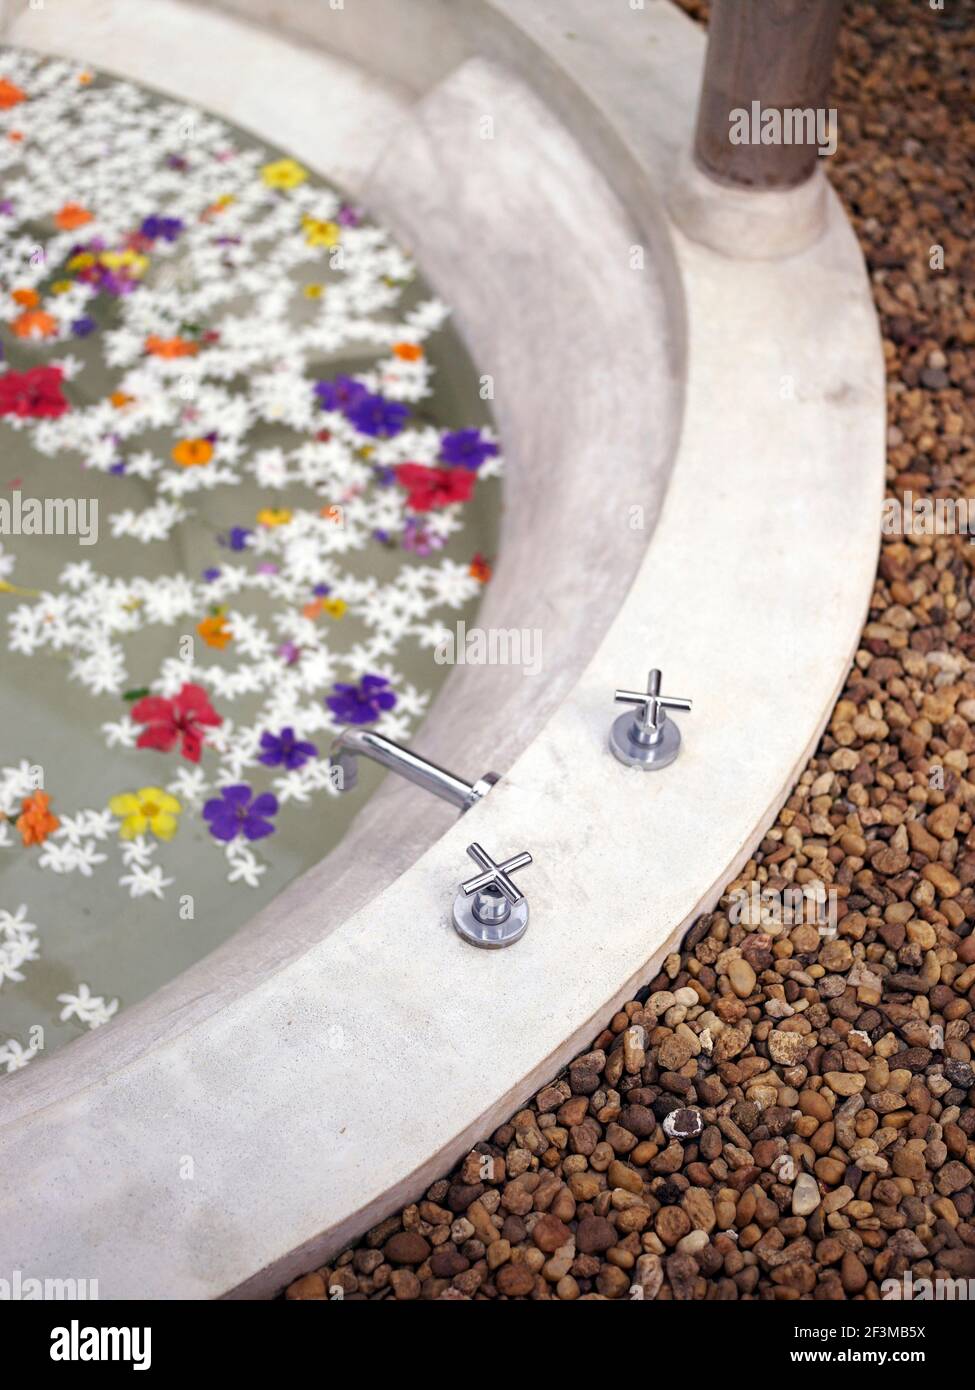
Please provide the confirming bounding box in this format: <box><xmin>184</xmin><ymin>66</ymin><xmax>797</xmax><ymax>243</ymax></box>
<box><xmin>394</xmin><ymin>463</ymin><xmax>475</xmax><ymax>512</ymax></box>
<box><xmin>131</xmin><ymin>683</ymin><xmax>222</xmax><ymax>763</ymax></box>
<box><xmin>0</xmin><ymin>365</ymin><xmax>70</xmax><ymax>419</ymax></box>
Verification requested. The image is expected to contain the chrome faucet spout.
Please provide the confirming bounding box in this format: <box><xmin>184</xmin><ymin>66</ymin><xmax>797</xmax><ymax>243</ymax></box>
<box><xmin>329</xmin><ymin>728</ymin><xmax>498</xmax><ymax>813</ymax></box>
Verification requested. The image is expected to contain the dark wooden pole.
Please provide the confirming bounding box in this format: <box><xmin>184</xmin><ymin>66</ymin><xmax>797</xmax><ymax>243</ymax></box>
<box><xmin>693</xmin><ymin>0</ymin><xmax>844</xmax><ymax>190</ymax></box>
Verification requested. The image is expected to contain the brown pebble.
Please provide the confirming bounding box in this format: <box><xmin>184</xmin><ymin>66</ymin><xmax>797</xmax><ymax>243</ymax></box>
<box><xmin>285</xmin><ymin>1272</ymin><xmax>326</xmax><ymax>1300</ymax></box>
<box><xmin>575</xmin><ymin>1215</ymin><xmax>617</xmax><ymax>1254</ymax></box>
<box><xmin>532</xmin><ymin>1213</ymin><xmax>571</xmax><ymax>1253</ymax></box>
<box><xmin>656</xmin><ymin>1206</ymin><xmax>692</xmax><ymax>1247</ymax></box>
<box><xmin>383</xmin><ymin>1232</ymin><xmax>431</xmax><ymax>1265</ymax></box>
<box><xmin>495</xmin><ymin>1262</ymin><xmax>536</xmax><ymax>1297</ymax></box>
<box><xmin>841</xmin><ymin>1251</ymin><xmax>868</xmax><ymax>1294</ymax></box>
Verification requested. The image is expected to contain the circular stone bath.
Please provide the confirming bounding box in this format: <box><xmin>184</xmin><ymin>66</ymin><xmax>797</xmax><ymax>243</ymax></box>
<box><xmin>0</xmin><ymin>0</ymin><xmax>885</xmax><ymax>1299</ymax></box>
<box><xmin>0</xmin><ymin>52</ymin><xmax>504</xmax><ymax>1065</ymax></box>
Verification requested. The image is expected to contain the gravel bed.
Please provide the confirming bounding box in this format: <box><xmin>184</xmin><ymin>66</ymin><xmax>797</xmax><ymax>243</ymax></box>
<box><xmin>285</xmin><ymin>0</ymin><xmax>975</xmax><ymax>1301</ymax></box>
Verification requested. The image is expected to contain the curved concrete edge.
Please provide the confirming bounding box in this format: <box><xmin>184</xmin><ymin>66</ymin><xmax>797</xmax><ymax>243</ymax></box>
<box><xmin>0</xmin><ymin>0</ymin><xmax>887</xmax><ymax>1300</ymax></box>
<box><xmin>223</xmin><ymin>194</ymin><xmax>883</xmax><ymax>1303</ymax></box>
<box><xmin>238</xmin><ymin>193</ymin><xmax>885</xmax><ymax>1302</ymax></box>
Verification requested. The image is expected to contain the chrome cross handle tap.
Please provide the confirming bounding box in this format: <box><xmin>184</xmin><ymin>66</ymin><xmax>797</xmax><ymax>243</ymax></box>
<box><xmin>610</xmin><ymin>667</ymin><xmax>692</xmax><ymax>770</ymax></box>
<box><xmin>452</xmin><ymin>842</ymin><xmax>533</xmax><ymax>949</ymax></box>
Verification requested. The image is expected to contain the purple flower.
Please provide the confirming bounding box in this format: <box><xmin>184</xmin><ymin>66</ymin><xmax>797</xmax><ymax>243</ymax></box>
<box><xmin>315</xmin><ymin>375</ymin><xmax>368</xmax><ymax>413</ymax></box>
<box><xmin>100</xmin><ymin>269</ymin><xmax>138</xmax><ymax>297</ymax></box>
<box><xmin>277</xmin><ymin>641</ymin><xmax>301</xmax><ymax>665</ymax></box>
<box><xmin>258</xmin><ymin>726</ymin><xmax>319</xmax><ymax>770</ymax></box>
<box><xmin>140</xmin><ymin>215</ymin><xmax>184</xmax><ymax>242</ymax></box>
<box><xmin>440</xmin><ymin>429</ymin><xmax>499</xmax><ymax>470</ymax></box>
<box><xmin>347</xmin><ymin>393</ymin><xmax>408</xmax><ymax>439</ymax></box>
<box><xmin>202</xmin><ymin>566</ymin><xmax>221</xmax><ymax>582</ymax></box>
<box><xmin>338</xmin><ymin>202</ymin><xmax>361</xmax><ymax>227</ymax></box>
<box><xmin>326</xmin><ymin>674</ymin><xmax>397</xmax><ymax>726</ymax></box>
<box><xmin>203</xmin><ymin>784</ymin><xmax>278</xmax><ymax>841</ymax></box>
<box><xmin>219</xmin><ymin>526</ymin><xmax>252</xmax><ymax>552</ymax></box>
<box><xmin>402</xmin><ymin>516</ymin><xmax>444</xmax><ymax>556</ymax></box>
<box><xmin>315</xmin><ymin>378</ymin><xmax>408</xmax><ymax>437</ymax></box>
<box><xmin>71</xmin><ymin>316</ymin><xmax>97</xmax><ymax>337</ymax></box>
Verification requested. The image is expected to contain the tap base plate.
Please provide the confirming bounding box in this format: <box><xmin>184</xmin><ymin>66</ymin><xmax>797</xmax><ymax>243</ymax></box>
<box><xmin>452</xmin><ymin>893</ymin><xmax>529</xmax><ymax>949</ymax></box>
<box><xmin>609</xmin><ymin>710</ymin><xmax>681</xmax><ymax>770</ymax></box>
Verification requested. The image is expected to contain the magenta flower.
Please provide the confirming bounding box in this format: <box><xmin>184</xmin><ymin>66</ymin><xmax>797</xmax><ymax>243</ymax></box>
<box><xmin>0</xmin><ymin>366</ymin><xmax>70</xmax><ymax>420</ymax></box>
<box><xmin>131</xmin><ymin>683</ymin><xmax>222</xmax><ymax>763</ymax></box>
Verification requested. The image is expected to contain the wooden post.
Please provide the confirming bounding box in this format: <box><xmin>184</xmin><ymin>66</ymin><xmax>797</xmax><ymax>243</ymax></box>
<box><xmin>693</xmin><ymin>0</ymin><xmax>844</xmax><ymax>190</ymax></box>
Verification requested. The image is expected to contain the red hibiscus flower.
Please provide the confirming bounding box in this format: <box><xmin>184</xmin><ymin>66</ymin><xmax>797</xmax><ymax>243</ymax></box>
<box><xmin>131</xmin><ymin>683</ymin><xmax>222</xmax><ymax>763</ymax></box>
<box><xmin>0</xmin><ymin>365</ymin><xmax>70</xmax><ymax>419</ymax></box>
<box><xmin>394</xmin><ymin>463</ymin><xmax>475</xmax><ymax>512</ymax></box>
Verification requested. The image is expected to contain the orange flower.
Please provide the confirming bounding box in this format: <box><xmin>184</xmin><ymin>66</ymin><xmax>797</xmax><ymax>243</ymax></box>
<box><xmin>145</xmin><ymin>335</ymin><xmax>198</xmax><ymax>359</ymax></box>
<box><xmin>470</xmin><ymin>553</ymin><xmax>492</xmax><ymax>583</ymax></box>
<box><xmin>392</xmin><ymin>342</ymin><xmax>423</xmax><ymax>361</ymax></box>
<box><xmin>12</xmin><ymin>287</ymin><xmax>39</xmax><ymax>308</ymax></box>
<box><xmin>55</xmin><ymin>202</ymin><xmax>93</xmax><ymax>231</ymax></box>
<box><xmin>301</xmin><ymin>595</ymin><xmax>346</xmax><ymax>620</ymax></box>
<box><xmin>0</xmin><ymin>79</ymin><xmax>25</xmax><ymax>110</ymax></box>
<box><xmin>78</xmin><ymin>72</ymin><xmax>94</xmax><ymax>86</ymax></box>
<box><xmin>110</xmin><ymin>391</ymin><xmax>135</xmax><ymax>408</ymax></box>
<box><xmin>12</xmin><ymin>309</ymin><xmax>58</xmax><ymax>339</ymax></box>
<box><xmin>197</xmin><ymin>613</ymin><xmax>233</xmax><ymax>649</ymax></box>
<box><xmin>16</xmin><ymin>791</ymin><xmax>60</xmax><ymax>847</ymax></box>
<box><xmin>172</xmin><ymin>438</ymin><xmax>214</xmax><ymax>467</ymax></box>
<box><xmin>202</xmin><ymin>194</ymin><xmax>235</xmax><ymax>219</ymax></box>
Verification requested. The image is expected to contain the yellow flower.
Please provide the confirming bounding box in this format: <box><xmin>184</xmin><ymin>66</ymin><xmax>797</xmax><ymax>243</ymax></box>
<box><xmin>202</xmin><ymin>194</ymin><xmax>235</xmax><ymax>218</ymax></box>
<box><xmin>100</xmin><ymin>249</ymin><xmax>149</xmax><ymax>278</ymax></box>
<box><xmin>257</xmin><ymin>507</ymin><xmax>292</xmax><ymax>528</ymax></box>
<box><xmin>321</xmin><ymin>597</ymin><xmax>347</xmax><ymax>619</ymax></box>
<box><xmin>0</xmin><ymin>579</ymin><xmax>40</xmax><ymax>597</ymax></box>
<box><xmin>51</xmin><ymin>280</ymin><xmax>74</xmax><ymax>295</ymax></box>
<box><xmin>109</xmin><ymin>787</ymin><xmax>182</xmax><ymax>841</ymax></box>
<box><xmin>303</xmin><ymin>283</ymin><xmax>324</xmax><ymax>300</ymax></box>
<box><xmin>301</xmin><ymin>215</ymin><xmax>340</xmax><ymax>247</ymax></box>
<box><xmin>262</xmin><ymin>158</ymin><xmax>308</xmax><ymax>190</ymax></box>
